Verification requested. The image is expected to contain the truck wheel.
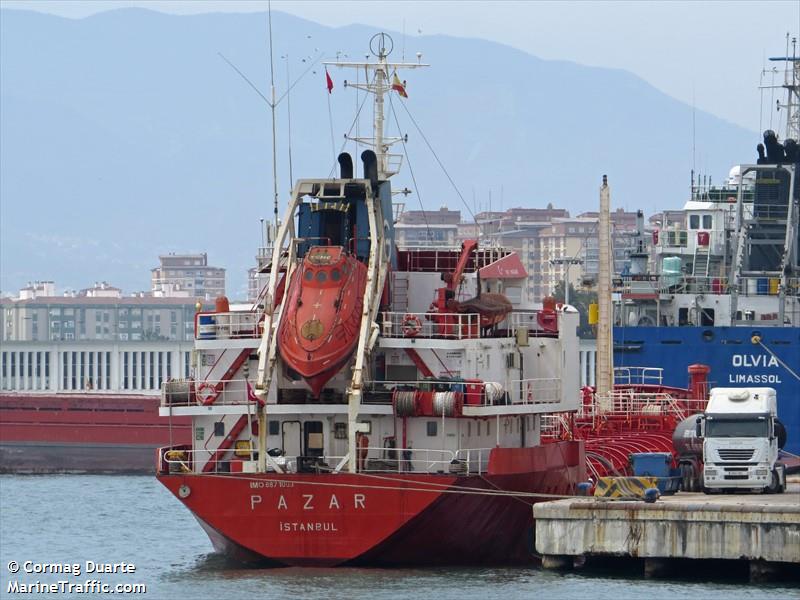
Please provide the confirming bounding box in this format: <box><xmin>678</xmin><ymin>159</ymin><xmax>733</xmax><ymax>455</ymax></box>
<box><xmin>765</xmin><ymin>470</ymin><xmax>780</xmax><ymax>494</ymax></box>
<box><xmin>777</xmin><ymin>465</ymin><xmax>786</xmax><ymax>494</ymax></box>
<box><xmin>680</xmin><ymin>465</ymin><xmax>692</xmax><ymax>492</ymax></box>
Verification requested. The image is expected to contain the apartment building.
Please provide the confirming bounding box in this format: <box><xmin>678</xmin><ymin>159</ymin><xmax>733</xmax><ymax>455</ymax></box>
<box><xmin>151</xmin><ymin>253</ymin><xmax>225</xmax><ymax>300</ymax></box>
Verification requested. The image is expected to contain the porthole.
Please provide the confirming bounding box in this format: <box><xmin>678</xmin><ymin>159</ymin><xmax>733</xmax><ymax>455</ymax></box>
<box><xmin>316</xmin><ymin>271</ymin><xmax>328</xmax><ymax>283</ymax></box>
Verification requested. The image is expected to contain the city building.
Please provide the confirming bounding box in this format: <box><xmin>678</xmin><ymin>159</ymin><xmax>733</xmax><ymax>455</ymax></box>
<box><xmin>395</xmin><ymin>207</ymin><xmax>461</xmax><ymax>247</ymax></box>
<box><xmin>151</xmin><ymin>253</ymin><xmax>225</xmax><ymax>300</ymax></box>
<box><xmin>394</xmin><ymin>202</ymin><xmax>645</xmax><ymax>304</ymax></box>
<box><xmin>2</xmin><ymin>286</ymin><xmax>203</xmax><ymax>344</ymax></box>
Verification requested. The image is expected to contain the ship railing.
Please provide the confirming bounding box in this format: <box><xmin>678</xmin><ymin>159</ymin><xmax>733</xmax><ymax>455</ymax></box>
<box><xmin>157</xmin><ymin>446</ymin><xmax>490</xmax><ymax>476</ymax></box>
<box><xmin>657</xmin><ymin>229</ymin><xmax>689</xmax><ymax>248</ymax></box>
<box><xmin>358</xmin><ymin>446</ymin><xmax>488</xmax><ymax>475</ymax></box>
<box><xmin>505</xmin><ymin>310</ymin><xmax>564</xmax><ymax>337</ymax></box>
<box><xmin>615</xmin><ymin>274</ymin><xmax>800</xmax><ymax>299</ymax></box>
<box><xmin>738</xmin><ymin>276</ymin><xmax>800</xmax><ymax>298</ymax></box>
<box><xmin>655</xmin><ymin>228</ymin><xmax>727</xmax><ymax>253</ymax></box>
<box><xmin>540</xmin><ymin>413</ymin><xmax>572</xmax><ymax>439</ymax></box>
<box><xmin>748</xmin><ymin>201</ymin><xmax>792</xmax><ymax>221</ymax></box>
<box><xmin>366</xmin><ymin>377</ymin><xmax>561</xmax><ymax>408</ymax></box>
<box><xmin>194</xmin><ymin>311</ymin><xmax>262</xmax><ymax>340</ymax></box>
<box><xmin>379</xmin><ymin>310</ymin><xmax>557</xmax><ymax>341</ymax></box>
<box><xmin>614</xmin><ymin>275</ymin><xmax>728</xmax><ymax>296</ymax></box>
<box><xmin>504</xmin><ymin>378</ymin><xmax>562</xmax><ymax>406</ymax></box>
<box><xmin>613</xmin><ymin>367</ymin><xmax>663</xmax><ymax>387</ymax></box>
<box><xmin>397</xmin><ymin>246</ymin><xmax>508</xmax><ymax>273</ymax></box>
<box><xmin>379</xmin><ymin>311</ymin><xmax>482</xmax><ymax>340</ymax></box>
<box><xmin>161</xmin><ymin>378</ymin><xmax>262</xmax><ymax>407</ymax></box>
<box><xmin>581</xmin><ymin>390</ymin><xmax>707</xmax><ymax>421</ymax></box>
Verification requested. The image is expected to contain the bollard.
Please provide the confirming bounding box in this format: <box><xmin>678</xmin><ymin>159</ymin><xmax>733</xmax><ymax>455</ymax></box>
<box><xmin>643</xmin><ymin>488</ymin><xmax>660</xmax><ymax>503</ymax></box>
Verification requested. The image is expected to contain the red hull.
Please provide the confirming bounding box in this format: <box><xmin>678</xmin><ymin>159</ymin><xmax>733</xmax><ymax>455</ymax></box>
<box><xmin>158</xmin><ymin>442</ymin><xmax>584</xmax><ymax>566</ymax></box>
<box><xmin>0</xmin><ymin>393</ymin><xmax>191</xmax><ymax>473</ymax></box>
<box><xmin>278</xmin><ymin>247</ymin><xmax>367</xmax><ymax>396</ymax></box>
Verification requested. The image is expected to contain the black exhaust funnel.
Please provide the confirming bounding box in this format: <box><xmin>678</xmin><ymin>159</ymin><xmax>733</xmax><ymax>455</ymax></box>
<box><xmin>361</xmin><ymin>150</ymin><xmax>378</xmax><ymax>187</ymax></box>
<box><xmin>338</xmin><ymin>152</ymin><xmax>354</xmax><ymax>179</ymax></box>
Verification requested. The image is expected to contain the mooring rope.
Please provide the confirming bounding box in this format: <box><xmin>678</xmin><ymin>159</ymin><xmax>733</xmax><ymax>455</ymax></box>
<box><xmin>755</xmin><ymin>338</ymin><xmax>800</xmax><ymax>382</ymax></box>
<box><xmin>198</xmin><ymin>471</ymin><xmax>577</xmax><ymax>500</ymax></box>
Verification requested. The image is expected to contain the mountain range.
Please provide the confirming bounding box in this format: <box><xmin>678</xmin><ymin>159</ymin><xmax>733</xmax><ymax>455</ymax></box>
<box><xmin>0</xmin><ymin>8</ymin><xmax>758</xmax><ymax>298</ymax></box>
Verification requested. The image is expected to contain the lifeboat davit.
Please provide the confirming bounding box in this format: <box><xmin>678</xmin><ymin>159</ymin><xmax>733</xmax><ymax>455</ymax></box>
<box><xmin>278</xmin><ymin>246</ymin><xmax>367</xmax><ymax>396</ymax></box>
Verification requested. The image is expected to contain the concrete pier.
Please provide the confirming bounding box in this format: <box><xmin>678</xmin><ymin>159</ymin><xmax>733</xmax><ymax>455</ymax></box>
<box><xmin>534</xmin><ymin>489</ymin><xmax>799</xmax><ymax>581</ymax></box>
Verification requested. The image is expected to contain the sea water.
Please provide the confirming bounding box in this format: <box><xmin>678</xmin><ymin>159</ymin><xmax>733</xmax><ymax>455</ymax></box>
<box><xmin>0</xmin><ymin>475</ymin><xmax>795</xmax><ymax>599</ymax></box>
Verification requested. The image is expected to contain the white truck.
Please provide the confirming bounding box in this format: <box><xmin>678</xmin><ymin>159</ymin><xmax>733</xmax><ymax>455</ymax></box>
<box><xmin>693</xmin><ymin>387</ymin><xmax>786</xmax><ymax>493</ymax></box>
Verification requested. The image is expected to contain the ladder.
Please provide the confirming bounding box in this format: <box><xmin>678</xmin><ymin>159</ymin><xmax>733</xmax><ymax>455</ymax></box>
<box><xmin>392</xmin><ymin>273</ymin><xmax>410</xmax><ymax>312</ymax></box>
<box><xmin>692</xmin><ymin>244</ymin><xmax>711</xmax><ymax>278</ymax></box>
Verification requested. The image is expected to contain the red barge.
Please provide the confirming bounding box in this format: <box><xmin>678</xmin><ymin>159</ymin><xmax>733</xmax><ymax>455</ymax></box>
<box><xmin>1</xmin><ymin>392</ymin><xmax>190</xmax><ymax>474</ymax></box>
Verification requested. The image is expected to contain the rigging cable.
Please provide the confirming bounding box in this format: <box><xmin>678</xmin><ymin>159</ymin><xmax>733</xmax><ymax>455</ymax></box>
<box><xmin>218</xmin><ymin>52</ymin><xmax>324</xmax><ymax>111</ymax></box>
<box><xmin>201</xmin><ymin>471</ymin><xmax>589</xmax><ymax>500</ymax></box>
<box><xmin>755</xmin><ymin>338</ymin><xmax>800</xmax><ymax>382</ymax></box>
<box><xmin>326</xmin><ymin>72</ymin><xmax>375</xmax><ymax>179</ymax></box>
<box><xmin>387</xmin><ymin>92</ymin><xmax>431</xmax><ymax>237</ymax></box>
<box><xmin>395</xmin><ymin>99</ymin><xmax>476</xmax><ymax>223</ymax></box>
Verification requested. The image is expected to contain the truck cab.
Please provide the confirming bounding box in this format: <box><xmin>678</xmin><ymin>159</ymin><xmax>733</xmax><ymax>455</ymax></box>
<box><xmin>698</xmin><ymin>387</ymin><xmax>786</xmax><ymax>493</ymax></box>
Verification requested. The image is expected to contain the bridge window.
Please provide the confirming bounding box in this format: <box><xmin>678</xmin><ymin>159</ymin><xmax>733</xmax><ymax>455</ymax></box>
<box><xmin>702</xmin><ymin>214</ymin><xmax>713</xmax><ymax>229</ymax></box>
<box><xmin>689</xmin><ymin>215</ymin><xmax>700</xmax><ymax>229</ymax></box>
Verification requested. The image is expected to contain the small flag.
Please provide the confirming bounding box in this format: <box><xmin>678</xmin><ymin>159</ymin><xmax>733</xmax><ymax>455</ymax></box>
<box><xmin>325</xmin><ymin>68</ymin><xmax>334</xmax><ymax>94</ymax></box>
<box><xmin>392</xmin><ymin>72</ymin><xmax>408</xmax><ymax>98</ymax></box>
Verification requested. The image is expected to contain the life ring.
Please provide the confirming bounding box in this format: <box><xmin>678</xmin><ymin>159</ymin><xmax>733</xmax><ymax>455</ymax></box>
<box><xmin>196</xmin><ymin>382</ymin><xmax>217</xmax><ymax>405</ymax></box>
<box><xmin>401</xmin><ymin>313</ymin><xmax>422</xmax><ymax>337</ymax></box>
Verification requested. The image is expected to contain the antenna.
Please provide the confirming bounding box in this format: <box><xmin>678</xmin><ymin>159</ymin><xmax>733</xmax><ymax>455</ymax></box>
<box><xmin>267</xmin><ymin>0</ymin><xmax>278</xmax><ymax>224</ymax></box>
<box><xmin>283</xmin><ymin>54</ymin><xmax>294</xmax><ymax>186</ymax></box>
<box><xmin>692</xmin><ymin>84</ymin><xmax>696</xmax><ymax>176</ymax></box>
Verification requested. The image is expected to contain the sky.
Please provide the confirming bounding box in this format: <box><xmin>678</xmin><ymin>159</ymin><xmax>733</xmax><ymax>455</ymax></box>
<box><xmin>2</xmin><ymin>0</ymin><xmax>799</xmax><ymax>133</ymax></box>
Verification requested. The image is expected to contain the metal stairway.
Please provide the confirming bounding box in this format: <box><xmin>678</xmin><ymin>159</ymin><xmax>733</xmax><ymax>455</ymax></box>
<box><xmin>692</xmin><ymin>244</ymin><xmax>711</xmax><ymax>278</ymax></box>
<box><xmin>392</xmin><ymin>273</ymin><xmax>409</xmax><ymax>312</ymax></box>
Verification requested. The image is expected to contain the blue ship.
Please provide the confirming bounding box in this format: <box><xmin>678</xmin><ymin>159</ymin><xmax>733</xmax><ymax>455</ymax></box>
<box><xmin>614</xmin><ymin>326</ymin><xmax>799</xmax><ymax>454</ymax></box>
<box><xmin>613</xmin><ymin>51</ymin><xmax>799</xmax><ymax>455</ymax></box>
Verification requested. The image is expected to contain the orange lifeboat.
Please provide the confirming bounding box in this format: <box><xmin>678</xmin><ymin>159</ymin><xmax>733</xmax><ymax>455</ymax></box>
<box><xmin>277</xmin><ymin>246</ymin><xmax>367</xmax><ymax>396</ymax></box>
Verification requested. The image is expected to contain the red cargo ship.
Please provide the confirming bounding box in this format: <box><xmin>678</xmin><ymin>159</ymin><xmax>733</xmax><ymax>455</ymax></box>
<box><xmin>156</xmin><ymin>34</ymin><xmax>587</xmax><ymax>566</ymax></box>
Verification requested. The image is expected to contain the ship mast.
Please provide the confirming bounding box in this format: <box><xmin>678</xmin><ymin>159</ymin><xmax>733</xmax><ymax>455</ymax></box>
<box><xmin>596</xmin><ymin>176</ymin><xmax>614</xmax><ymax>406</ymax></box>
<box><xmin>768</xmin><ymin>35</ymin><xmax>799</xmax><ymax>141</ymax></box>
<box><xmin>325</xmin><ymin>33</ymin><xmax>428</xmax><ymax>179</ymax></box>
